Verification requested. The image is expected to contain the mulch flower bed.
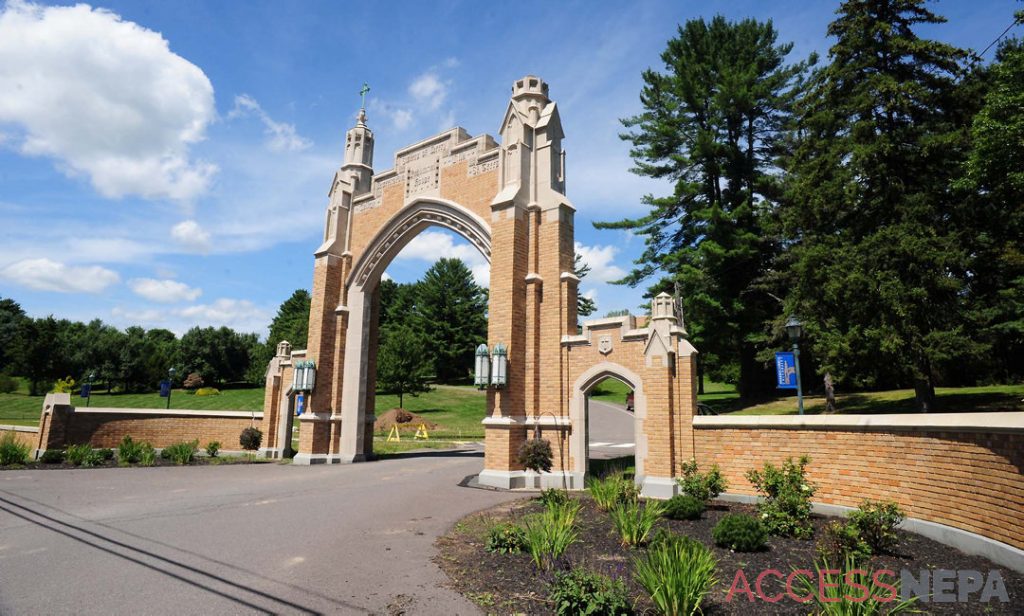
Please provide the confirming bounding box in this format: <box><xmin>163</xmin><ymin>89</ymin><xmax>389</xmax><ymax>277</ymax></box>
<box><xmin>435</xmin><ymin>496</ymin><xmax>1024</xmax><ymax>615</ymax></box>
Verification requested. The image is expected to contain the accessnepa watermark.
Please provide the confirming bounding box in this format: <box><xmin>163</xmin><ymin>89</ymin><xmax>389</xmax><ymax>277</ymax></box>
<box><xmin>725</xmin><ymin>568</ymin><xmax>1010</xmax><ymax>604</ymax></box>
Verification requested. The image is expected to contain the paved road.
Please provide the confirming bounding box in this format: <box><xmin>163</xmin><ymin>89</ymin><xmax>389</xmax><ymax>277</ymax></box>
<box><xmin>0</xmin><ymin>451</ymin><xmax>521</xmax><ymax>615</ymax></box>
<box><xmin>0</xmin><ymin>405</ymin><xmax>637</xmax><ymax>615</ymax></box>
<box><xmin>587</xmin><ymin>399</ymin><xmax>635</xmax><ymax>459</ymax></box>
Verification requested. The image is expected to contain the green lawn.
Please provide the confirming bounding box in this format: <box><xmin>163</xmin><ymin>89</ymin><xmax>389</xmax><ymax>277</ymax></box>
<box><xmin>372</xmin><ymin>384</ymin><xmax>486</xmax><ymax>439</ymax></box>
<box><xmin>728</xmin><ymin>383</ymin><xmax>1024</xmax><ymax>415</ymax></box>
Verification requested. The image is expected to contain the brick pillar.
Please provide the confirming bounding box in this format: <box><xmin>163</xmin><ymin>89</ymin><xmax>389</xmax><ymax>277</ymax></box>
<box><xmin>294</xmin><ymin>252</ymin><xmax>345</xmax><ymax>464</ymax></box>
<box><xmin>482</xmin><ymin>202</ymin><xmax>529</xmax><ymax>478</ymax></box>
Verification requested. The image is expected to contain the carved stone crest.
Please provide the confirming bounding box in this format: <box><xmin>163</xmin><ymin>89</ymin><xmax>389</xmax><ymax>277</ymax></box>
<box><xmin>598</xmin><ymin>335</ymin><xmax>613</xmax><ymax>355</ymax></box>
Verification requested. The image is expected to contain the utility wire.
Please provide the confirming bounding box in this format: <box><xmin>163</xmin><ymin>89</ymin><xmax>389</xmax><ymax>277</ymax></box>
<box><xmin>978</xmin><ymin>13</ymin><xmax>1023</xmax><ymax>59</ymax></box>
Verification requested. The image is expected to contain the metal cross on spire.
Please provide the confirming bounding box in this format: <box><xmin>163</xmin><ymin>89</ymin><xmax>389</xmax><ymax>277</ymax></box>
<box><xmin>359</xmin><ymin>82</ymin><xmax>370</xmax><ymax>109</ymax></box>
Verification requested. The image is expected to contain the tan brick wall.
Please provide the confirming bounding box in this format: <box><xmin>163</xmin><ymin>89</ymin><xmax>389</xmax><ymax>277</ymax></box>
<box><xmin>0</xmin><ymin>426</ymin><xmax>40</xmax><ymax>450</ymax></box>
<box><xmin>694</xmin><ymin>425</ymin><xmax>1024</xmax><ymax>550</ymax></box>
<box><xmin>55</xmin><ymin>411</ymin><xmax>260</xmax><ymax>450</ymax></box>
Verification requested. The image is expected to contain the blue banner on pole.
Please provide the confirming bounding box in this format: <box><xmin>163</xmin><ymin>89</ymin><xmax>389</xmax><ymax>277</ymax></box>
<box><xmin>80</xmin><ymin>383</ymin><xmax>91</xmax><ymax>398</ymax></box>
<box><xmin>775</xmin><ymin>352</ymin><xmax>798</xmax><ymax>389</ymax></box>
<box><xmin>296</xmin><ymin>392</ymin><xmax>305</xmax><ymax>416</ymax></box>
<box><xmin>159</xmin><ymin>379</ymin><xmax>171</xmax><ymax>398</ymax></box>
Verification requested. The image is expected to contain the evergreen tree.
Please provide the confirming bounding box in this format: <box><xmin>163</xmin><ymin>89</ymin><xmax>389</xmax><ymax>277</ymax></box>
<box><xmin>0</xmin><ymin>298</ymin><xmax>26</xmax><ymax>373</ymax></box>
<box><xmin>960</xmin><ymin>27</ymin><xmax>1024</xmax><ymax>382</ymax></box>
<box><xmin>598</xmin><ymin>16</ymin><xmax>809</xmax><ymax>397</ymax></box>
<box><xmin>376</xmin><ymin>324</ymin><xmax>431</xmax><ymax>407</ymax></box>
<box><xmin>574</xmin><ymin>252</ymin><xmax>597</xmax><ymax>318</ymax></box>
<box><xmin>414</xmin><ymin>258</ymin><xmax>488</xmax><ymax>383</ymax></box>
<box><xmin>248</xmin><ymin>289</ymin><xmax>311</xmax><ymax>384</ymax></box>
<box><xmin>778</xmin><ymin>0</ymin><xmax>974</xmax><ymax>409</ymax></box>
<box><xmin>266</xmin><ymin>289</ymin><xmax>311</xmax><ymax>350</ymax></box>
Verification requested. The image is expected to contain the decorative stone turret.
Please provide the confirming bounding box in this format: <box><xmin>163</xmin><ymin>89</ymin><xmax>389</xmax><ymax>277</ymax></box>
<box><xmin>342</xmin><ymin>107</ymin><xmax>374</xmax><ymax>195</ymax></box>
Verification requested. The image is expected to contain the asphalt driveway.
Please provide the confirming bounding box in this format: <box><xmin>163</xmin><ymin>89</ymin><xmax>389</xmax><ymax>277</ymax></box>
<box><xmin>0</xmin><ymin>451</ymin><xmax>520</xmax><ymax>615</ymax></box>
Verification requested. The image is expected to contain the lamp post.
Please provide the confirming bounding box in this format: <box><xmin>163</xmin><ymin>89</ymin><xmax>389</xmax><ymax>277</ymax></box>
<box><xmin>785</xmin><ymin>316</ymin><xmax>804</xmax><ymax>415</ymax></box>
<box><xmin>86</xmin><ymin>372</ymin><xmax>95</xmax><ymax>407</ymax></box>
<box><xmin>166</xmin><ymin>367</ymin><xmax>176</xmax><ymax>410</ymax></box>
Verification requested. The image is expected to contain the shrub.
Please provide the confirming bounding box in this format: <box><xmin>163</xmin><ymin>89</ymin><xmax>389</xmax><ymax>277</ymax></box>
<box><xmin>634</xmin><ymin>532</ymin><xmax>717</xmax><ymax>616</ymax></box>
<box><xmin>539</xmin><ymin>488</ymin><xmax>570</xmax><ymax>510</ymax></box>
<box><xmin>0</xmin><ymin>373</ymin><xmax>18</xmax><ymax>394</ymax></box>
<box><xmin>40</xmin><ymin>449</ymin><xmax>65</xmax><ymax>464</ymax></box>
<box><xmin>518</xmin><ymin>438</ymin><xmax>553</xmax><ymax>473</ymax></box>
<box><xmin>609</xmin><ymin>499</ymin><xmax>664</xmax><ymax>547</ymax></box>
<box><xmin>97</xmin><ymin>448</ymin><xmax>114</xmax><ymax>461</ymax></box>
<box><xmin>50</xmin><ymin>376</ymin><xmax>76</xmax><ymax>394</ymax></box>
<box><xmin>588</xmin><ymin>474</ymin><xmax>638</xmax><ymax>511</ymax></box>
<box><xmin>0</xmin><ymin>433</ymin><xmax>31</xmax><ymax>465</ymax></box>
<box><xmin>65</xmin><ymin>443</ymin><xmax>93</xmax><ymax>466</ymax></box>
<box><xmin>522</xmin><ymin>500</ymin><xmax>580</xmax><ymax>570</ymax></box>
<box><xmin>677</xmin><ymin>459</ymin><xmax>727</xmax><ymax>503</ymax></box>
<box><xmin>486</xmin><ymin>522</ymin><xmax>527</xmax><ymax>554</ymax></box>
<box><xmin>240</xmin><ymin>427</ymin><xmax>263</xmax><ymax>452</ymax></box>
<box><xmin>139</xmin><ymin>443</ymin><xmax>156</xmax><ymax>466</ymax></box>
<box><xmin>849</xmin><ymin>500</ymin><xmax>904</xmax><ymax>554</ymax></box>
<box><xmin>817</xmin><ymin>521</ymin><xmax>871</xmax><ymax>564</ymax></box>
<box><xmin>164</xmin><ymin>440</ymin><xmax>199</xmax><ymax>465</ymax></box>
<box><xmin>195</xmin><ymin>387</ymin><xmax>220</xmax><ymax>396</ymax></box>
<box><xmin>712</xmin><ymin>514</ymin><xmax>768</xmax><ymax>552</ymax></box>
<box><xmin>549</xmin><ymin>568</ymin><xmax>634</xmax><ymax>616</ymax></box>
<box><xmin>793</xmin><ymin>554</ymin><xmax>919</xmax><ymax>615</ymax></box>
<box><xmin>205</xmin><ymin>441</ymin><xmax>221</xmax><ymax>458</ymax></box>
<box><xmin>81</xmin><ymin>449</ymin><xmax>106</xmax><ymax>468</ymax></box>
<box><xmin>117</xmin><ymin>435</ymin><xmax>145</xmax><ymax>465</ymax></box>
<box><xmin>745</xmin><ymin>455</ymin><xmax>816</xmax><ymax>538</ymax></box>
<box><xmin>183</xmin><ymin>372</ymin><xmax>204</xmax><ymax>390</ymax></box>
<box><xmin>662</xmin><ymin>495</ymin><xmax>705</xmax><ymax>521</ymax></box>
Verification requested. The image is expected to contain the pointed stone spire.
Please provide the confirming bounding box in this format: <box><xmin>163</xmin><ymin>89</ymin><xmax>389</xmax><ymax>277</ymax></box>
<box><xmin>342</xmin><ymin>88</ymin><xmax>374</xmax><ymax>195</ymax></box>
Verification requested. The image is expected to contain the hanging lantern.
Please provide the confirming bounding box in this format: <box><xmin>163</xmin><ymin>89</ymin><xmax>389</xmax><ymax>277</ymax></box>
<box><xmin>474</xmin><ymin>344</ymin><xmax>491</xmax><ymax>388</ymax></box>
<box><xmin>292</xmin><ymin>360</ymin><xmax>317</xmax><ymax>392</ymax></box>
<box><xmin>491</xmin><ymin>343</ymin><xmax>508</xmax><ymax>388</ymax></box>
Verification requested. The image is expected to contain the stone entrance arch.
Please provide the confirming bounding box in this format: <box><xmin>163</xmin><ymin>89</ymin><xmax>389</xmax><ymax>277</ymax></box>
<box><xmin>570</xmin><ymin>362</ymin><xmax>647</xmax><ymax>486</ymax></box>
<box><xmin>261</xmin><ymin>76</ymin><xmax>700</xmax><ymax>493</ymax></box>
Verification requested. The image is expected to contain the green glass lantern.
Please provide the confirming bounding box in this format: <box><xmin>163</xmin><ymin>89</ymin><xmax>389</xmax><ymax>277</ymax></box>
<box><xmin>490</xmin><ymin>343</ymin><xmax>508</xmax><ymax>388</ymax></box>
<box><xmin>474</xmin><ymin>344</ymin><xmax>491</xmax><ymax>388</ymax></box>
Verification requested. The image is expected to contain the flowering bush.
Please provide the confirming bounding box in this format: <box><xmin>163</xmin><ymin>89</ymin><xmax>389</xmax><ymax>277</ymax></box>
<box><xmin>677</xmin><ymin>458</ymin><xmax>727</xmax><ymax>502</ymax></box>
<box><xmin>745</xmin><ymin>455</ymin><xmax>816</xmax><ymax>538</ymax></box>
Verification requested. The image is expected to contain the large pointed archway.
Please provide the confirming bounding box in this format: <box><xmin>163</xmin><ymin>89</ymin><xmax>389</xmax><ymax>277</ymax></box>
<box><xmin>260</xmin><ymin>76</ymin><xmax>700</xmax><ymax>498</ymax></box>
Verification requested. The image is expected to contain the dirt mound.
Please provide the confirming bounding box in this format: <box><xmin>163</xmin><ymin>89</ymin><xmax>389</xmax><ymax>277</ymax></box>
<box><xmin>374</xmin><ymin>408</ymin><xmax>438</xmax><ymax>432</ymax></box>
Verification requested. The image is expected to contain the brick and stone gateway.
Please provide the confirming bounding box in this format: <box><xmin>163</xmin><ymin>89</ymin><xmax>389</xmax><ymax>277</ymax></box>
<box><xmin>255</xmin><ymin>76</ymin><xmax>1023</xmax><ymax>568</ymax></box>
<box><xmin>259</xmin><ymin>75</ymin><xmax>698</xmax><ymax>496</ymax></box>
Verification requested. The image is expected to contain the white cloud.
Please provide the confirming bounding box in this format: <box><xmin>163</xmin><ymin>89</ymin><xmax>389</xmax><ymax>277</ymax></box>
<box><xmin>0</xmin><ymin>1</ymin><xmax>216</xmax><ymax>200</ymax></box>
<box><xmin>574</xmin><ymin>242</ymin><xmax>626</xmax><ymax>283</ymax></box>
<box><xmin>391</xmin><ymin>108</ymin><xmax>414</xmax><ymax>131</ymax></box>
<box><xmin>229</xmin><ymin>94</ymin><xmax>312</xmax><ymax>152</ymax></box>
<box><xmin>409</xmin><ymin>72</ymin><xmax>447</xmax><ymax>111</ymax></box>
<box><xmin>112</xmin><ymin>298</ymin><xmax>271</xmax><ymax>335</ymax></box>
<box><xmin>128</xmin><ymin>278</ymin><xmax>201</xmax><ymax>303</ymax></box>
<box><xmin>0</xmin><ymin>258</ymin><xmax>119</xmax><ymax>293</ymax></box>
<box><xmin>396</xmin><ymin>230</ymin><xmax>490</xmax><ymax>287</ymax></box>
<box><xmin>380</xmin><ymin>271</ymin><xmax>392</xmax><ymax>282</ymax></box>
<box><xmin>170</xmin><ymin>219</ymin><xmax>211</xmax><ymax>251</ymax></box>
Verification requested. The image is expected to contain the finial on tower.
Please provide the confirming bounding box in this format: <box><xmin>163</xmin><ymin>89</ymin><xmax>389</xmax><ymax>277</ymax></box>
<box><xmin>358</xmin><ymin>82</ymin><xmax>370</xmax><ymax>111</ymax></box>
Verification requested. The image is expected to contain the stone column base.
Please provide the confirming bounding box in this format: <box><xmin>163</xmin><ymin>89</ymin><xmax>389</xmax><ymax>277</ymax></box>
<box><xmin>292</xmin><ymin>452</ymin><xmax>343</xmax><ymax>465</ymax></box>
<box><xmin>639</xmin><ymin>476</ymin><xmax>679</xmax><ymax>499</ymax></box>
<box><xmin>478</xmin><ymin>469</ymin><xmax>586</xmax><ymax>490</ymax></box>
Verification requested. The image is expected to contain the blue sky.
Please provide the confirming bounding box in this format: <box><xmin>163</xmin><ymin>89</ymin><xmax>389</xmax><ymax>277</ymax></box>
<box><xmin>0</xmin><ymin>0</ymin><xmax>1019</xmax><ymax>337</ymax></box>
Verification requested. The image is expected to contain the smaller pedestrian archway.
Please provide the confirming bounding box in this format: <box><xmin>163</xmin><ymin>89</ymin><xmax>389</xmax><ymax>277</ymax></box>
<box><xmin>570</xmin><ymin>363</ymin><xmax>646</xmax><ymax>484</ymax></box>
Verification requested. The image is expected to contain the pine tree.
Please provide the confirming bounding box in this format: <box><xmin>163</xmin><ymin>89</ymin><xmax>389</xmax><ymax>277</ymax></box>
<box><xmin>414</xmin><ymin>258</ymin><xmax>488</xmax><ymax>383</ymax></box>
<box><xmin>597</xmin><ymin>16</ymin><xmax>809</xmax><ymax>397</ymax></box>
<box><xmin>376</xmin><ymin>324</ymin><xmax>431</xmax><ymax>408</ymax></box>
<box><xmin>779</xmin><ymin>0</ymin><xmax>975</xmax><ymax>409</ymax></box>
<box><xmin>574</xmin><ymin>252</ymin><xmax>597</xmax><ymax>318</ymax></box>
<box><xmin>959</xmin><ymin>26</ymin><xmax>1024</xmax><ymax>382</ymax></box>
